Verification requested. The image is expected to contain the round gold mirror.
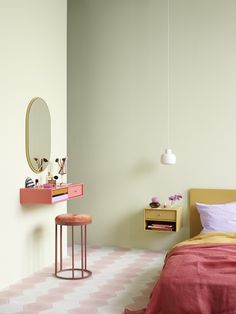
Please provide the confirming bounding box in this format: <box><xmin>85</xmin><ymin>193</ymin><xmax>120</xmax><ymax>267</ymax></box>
<box><xmin>26</xmin><ymin>97</ymin><xmax>51</xmax><ymax>173</ymax></box>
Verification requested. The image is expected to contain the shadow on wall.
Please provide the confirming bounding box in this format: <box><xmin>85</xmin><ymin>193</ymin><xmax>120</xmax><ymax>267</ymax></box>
<box><xmin>112</xmin><ymin>209</ymin><xmax>183</xmax><ymax>250</ymax></box>
<box><xmin>26</xmin><ymin>225</ymin><xmax>44</xmax><ymax>272</ymax></box>
<box><xmin>20</xmin><ymin>203</ymin><xmax>49</xmax><ymax>213</ymax></box>
<box><xmin>108</xmin><ymin>209</ymin><xmax>151</xmax><ymax>249</ymax></box>
<box><xmin>129</xmin><ymin>159</ymin><xmax>157</xmax><ymax>179</ymax></box>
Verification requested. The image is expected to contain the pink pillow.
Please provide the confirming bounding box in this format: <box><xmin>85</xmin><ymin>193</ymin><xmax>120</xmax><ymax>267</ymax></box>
<box><xmin>196</xmin><ymin>201</ymin><xmax>236</xmax><ymax>232</ymax></box>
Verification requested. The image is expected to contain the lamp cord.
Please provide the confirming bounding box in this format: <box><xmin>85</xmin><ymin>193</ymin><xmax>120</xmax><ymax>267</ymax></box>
<box><xmin>167</xmin><ymin>0</ymin><xmax>170</xmax><ymax>149</ymax></box>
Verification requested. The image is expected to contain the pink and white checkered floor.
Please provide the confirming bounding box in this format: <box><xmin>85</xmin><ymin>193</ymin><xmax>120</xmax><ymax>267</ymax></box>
<box><xmin>0</xmin><ymin>246</ymin><xmax>165</xmax><ymax>314</ymax></box>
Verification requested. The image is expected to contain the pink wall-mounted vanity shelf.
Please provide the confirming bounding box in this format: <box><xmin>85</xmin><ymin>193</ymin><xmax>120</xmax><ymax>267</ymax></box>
<box><xmin>20</xmin><ymin>183</ymin><xmax>83</xmax><ymax>204</ymax></box>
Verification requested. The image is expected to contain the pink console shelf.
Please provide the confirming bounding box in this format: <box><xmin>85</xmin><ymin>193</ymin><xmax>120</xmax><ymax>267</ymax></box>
<box><xmin>20</xmin><ymin>183</ymin><xmax>83</xmax><ymax>204</ymax></box>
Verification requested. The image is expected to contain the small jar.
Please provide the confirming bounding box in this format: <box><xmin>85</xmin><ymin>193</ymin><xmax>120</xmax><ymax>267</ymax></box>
<box><xmin>149</xmin><ymin>196</ymin><xmax>160</xmax><ymax>208</ymax></box>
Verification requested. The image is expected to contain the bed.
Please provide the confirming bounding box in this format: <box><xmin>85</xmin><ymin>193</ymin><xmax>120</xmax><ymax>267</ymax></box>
<box><xmin>125</xmin><ymin>189</ymin><xmax>236</xmax><ymax>314</ymax></box>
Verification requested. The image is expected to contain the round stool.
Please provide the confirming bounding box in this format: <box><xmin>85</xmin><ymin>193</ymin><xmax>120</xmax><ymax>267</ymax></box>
<box><xmin>55</xmin><ymin>213</ymin><xmax>92</xmax><ymax>280</ymax></box>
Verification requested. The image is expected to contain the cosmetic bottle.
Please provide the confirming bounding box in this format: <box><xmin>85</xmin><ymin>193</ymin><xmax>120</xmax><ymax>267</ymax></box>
<box><xmin>46</xmin><ymin>171</ymin><xmax>52</xmax><ymax>183</ymax></box>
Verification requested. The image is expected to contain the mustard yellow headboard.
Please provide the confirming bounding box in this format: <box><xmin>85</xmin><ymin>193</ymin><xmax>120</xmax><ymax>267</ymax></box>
<box><xmin>189</xmin><ymin>188</ymin><xmax>236</xmax><ymax>237</ymax></box>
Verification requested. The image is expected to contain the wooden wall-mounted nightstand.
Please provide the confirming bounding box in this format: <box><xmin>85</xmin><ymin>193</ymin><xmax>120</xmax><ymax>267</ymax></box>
<box><xmin>144</xmin><ymin>207</ymin><xmax>182</xmax><ymax>232</ymax></box>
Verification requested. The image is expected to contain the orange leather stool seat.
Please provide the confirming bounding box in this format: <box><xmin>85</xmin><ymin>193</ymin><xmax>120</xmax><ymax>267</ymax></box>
<box><xmin>55</xmin><ymin>213</ymin><xmax>92</xmax><ymax>280</ymax></box>
<box><xmin>55</xmin><ymin>213</ymin><xmax>92</xmax><ymax>225</ymax></box>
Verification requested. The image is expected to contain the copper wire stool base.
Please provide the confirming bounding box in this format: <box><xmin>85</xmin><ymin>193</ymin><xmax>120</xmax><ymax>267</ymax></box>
<box><xmin>55</xmin><ymin>268</ymin><xmax>92</xmax><ymax>280</ymax></box>
<box><xmin>55</xmin><ymin>214</ymin><xmax>92</xmax><ymax>280</ymax></box>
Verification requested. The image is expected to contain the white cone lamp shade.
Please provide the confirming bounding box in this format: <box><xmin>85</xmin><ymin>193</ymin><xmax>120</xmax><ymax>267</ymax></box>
<box><xmin>161</xmin><ymin>148</ymin><xmax>176</xmax><ymax>165</ymax></box>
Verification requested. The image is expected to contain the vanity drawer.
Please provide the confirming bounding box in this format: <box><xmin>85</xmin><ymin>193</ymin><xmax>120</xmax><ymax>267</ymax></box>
<box><xmin>145</xmin><ymin>209</ymin><xmax>176</xmax><ymax>221</ymax></box>
<box><xmin>68</xmin><ymin>184</ymin><xmax>83</xmax><ymax>198</ymax></box>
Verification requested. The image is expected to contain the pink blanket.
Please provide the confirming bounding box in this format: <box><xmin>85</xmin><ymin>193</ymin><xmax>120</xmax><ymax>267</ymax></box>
<box><xmin>125</xmin><ymin>243</ymin><xmax>236</xmax><ymax>314</ymax></box>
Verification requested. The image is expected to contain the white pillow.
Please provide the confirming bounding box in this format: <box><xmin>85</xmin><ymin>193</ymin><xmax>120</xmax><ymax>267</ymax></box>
<box><xmin>196</xmin><ymin>201</ymin><xmax>236</xmax><ymax>232</ymax></box>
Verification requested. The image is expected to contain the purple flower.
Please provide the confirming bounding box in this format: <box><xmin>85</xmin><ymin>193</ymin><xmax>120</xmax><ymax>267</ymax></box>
<box><xmin>168</xmin><ymin>195</ymin><xmax>175</xmax><ymax>201</ymax></box>
<box><xmin>175</xmin><ymin>193</ymin><xmax>183</xmax><ymax>200</ymax></box>
<box><xmin>168</xmin><ymin>193</ymin><xmax>183</xmax><ymax>202</ymax></box>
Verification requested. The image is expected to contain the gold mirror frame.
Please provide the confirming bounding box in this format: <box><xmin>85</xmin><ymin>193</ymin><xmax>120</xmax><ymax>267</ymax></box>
<box><xmin>26</xmin><ymin>97</ymin><xmax>51</xmax><ymax>173</ymax></box>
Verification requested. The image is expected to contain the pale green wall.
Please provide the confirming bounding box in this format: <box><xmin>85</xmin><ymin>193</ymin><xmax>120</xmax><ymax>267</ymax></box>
<box><xmin>0</xmin><ymin>0</ymin><xmax>67</xmax><ymax>289</ymax></box>
<box><xmin>68</xmin><ymin>0</ymin><xmax>236</xmax><ymax>250</ymax></box>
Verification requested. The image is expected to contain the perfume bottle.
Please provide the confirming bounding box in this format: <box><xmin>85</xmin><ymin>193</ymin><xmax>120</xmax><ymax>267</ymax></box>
<box><xmin>35</xmin><ymin>179</ymin><xmax>39</xmax><ymax>188</ymax></box>
<box><xmin>46</xmin><ymin>171</ymin><xmax>52</xmax><ymax>183</ymax></box>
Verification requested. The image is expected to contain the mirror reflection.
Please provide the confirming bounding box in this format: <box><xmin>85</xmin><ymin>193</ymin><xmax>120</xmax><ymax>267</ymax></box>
<box><xmin>26</xmin><ymin>97</ymin><xmax>51</xmax><ymax>173</ymax></box>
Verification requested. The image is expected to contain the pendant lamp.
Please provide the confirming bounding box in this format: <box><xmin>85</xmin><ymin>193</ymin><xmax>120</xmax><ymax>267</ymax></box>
<box><xmin>161</xmin><ymin>0</ymin><xmax>176</xmax><ymax>165</ymax></box>
<box><xmin>161</xmin><ymin>148</ymin><xmax>176</xmax><ymax>165</ymax></box>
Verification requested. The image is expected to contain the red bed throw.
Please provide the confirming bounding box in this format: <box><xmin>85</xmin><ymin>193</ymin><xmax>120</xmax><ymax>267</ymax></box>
<box><xmin>125</xmin><ymin>243</ymin><xmax>236</xmax><ymax>314</ymax></box>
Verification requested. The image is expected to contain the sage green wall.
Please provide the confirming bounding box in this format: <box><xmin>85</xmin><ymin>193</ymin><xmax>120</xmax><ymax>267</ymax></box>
<box><xmin>68</xmin><ymin>0</ymin><xmax>236</xmax><ymax>250</ymax></box>
<box><xmin>0</xmin><ymin>0</ymin><xmax>67</xmax><ymax>289</ymax></box>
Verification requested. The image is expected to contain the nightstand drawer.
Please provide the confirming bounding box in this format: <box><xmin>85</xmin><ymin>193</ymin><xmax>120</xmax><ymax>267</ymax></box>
<box><xmin>145</xmin><ymin>210</ymin><xmax>176</xmax><ymax>221</ymax></box>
